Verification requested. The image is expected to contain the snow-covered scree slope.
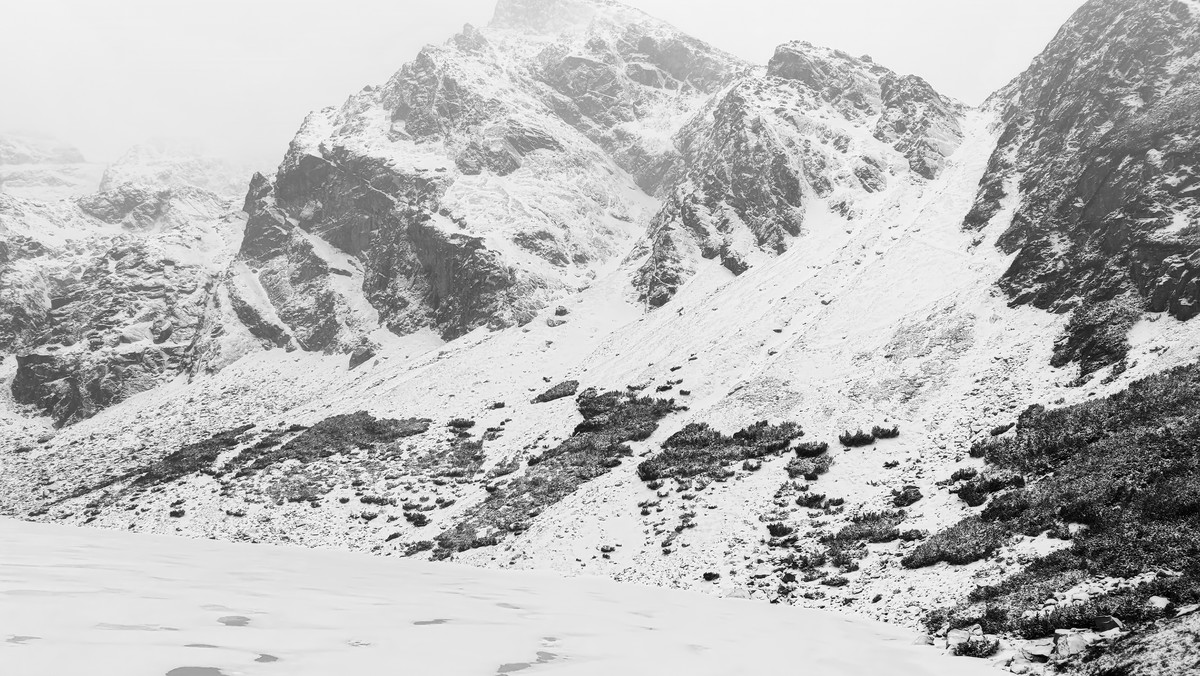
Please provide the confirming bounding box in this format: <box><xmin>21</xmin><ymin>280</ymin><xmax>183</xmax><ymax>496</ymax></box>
<box><xmin>0</xmin><ymin>518</ymin><xmax>1005</xmax><ymax>676</ymax></box>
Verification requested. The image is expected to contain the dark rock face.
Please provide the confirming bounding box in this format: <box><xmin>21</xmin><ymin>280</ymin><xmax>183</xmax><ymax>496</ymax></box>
<box><xmin>964</xmin><ymin>0</ymin><xmax>1200</xmax><ymax>372</ymax></box>
<box><xmin>631</xmin><ymin>42</ymin><xmax>963</xmax><ymax>307</ymax></box>
<box><xmin>525</xmin><ymin>12</ymin><xmax>747</xmax><ymax>192</ymax></box>
<box><xmin>229</xmin><ymin>8</ymin><xmax>744</xmax><ymax>347</ymax></box>
<box><xmin>875</xmin><ymin>74</ymin><xmax>964</xmax><ymax>180</ymax></box>
<box><xmin>2</xmin><ymin>187</ymin><xmax>233</xmax><ymax>425</ymax></box>
<box><xmin>12</xmin><ymin>345</ymin><xmax>187</xmax><ymax>427</ymax></box>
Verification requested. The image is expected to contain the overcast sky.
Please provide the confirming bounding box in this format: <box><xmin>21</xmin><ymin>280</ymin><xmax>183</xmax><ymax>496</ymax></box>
<box><xmin>1</xmin><ymin>0</ymin><xmax>1083</xmax><ymax>168</ymax></box>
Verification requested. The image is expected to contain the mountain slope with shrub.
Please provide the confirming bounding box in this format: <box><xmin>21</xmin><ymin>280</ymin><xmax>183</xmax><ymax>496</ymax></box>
<box><xmin>5</xmin><ymin>1</ymin><xmax>1200</xmax><ymax>675</ymax></box>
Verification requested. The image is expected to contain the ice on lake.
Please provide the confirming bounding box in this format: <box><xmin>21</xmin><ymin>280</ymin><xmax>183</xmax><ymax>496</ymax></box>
<box><xmin>0</xmin><ymin>518</ymin><xmax>1003</xmax><ymax>675</ymax></box>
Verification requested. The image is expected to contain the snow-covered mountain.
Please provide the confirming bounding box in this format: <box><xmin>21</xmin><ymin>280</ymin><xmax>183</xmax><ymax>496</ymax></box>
<box><xmin>3</xmin><ymin>1</ymin><xmax>1200</xmax><ymax>675</ymax></box>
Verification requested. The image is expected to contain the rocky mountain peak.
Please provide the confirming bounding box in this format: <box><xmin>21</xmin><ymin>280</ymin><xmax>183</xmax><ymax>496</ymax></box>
<box><xmin>964</xmin><ymin>0</ymin><xmax>1200</xmax><ymax>374</ymax></box>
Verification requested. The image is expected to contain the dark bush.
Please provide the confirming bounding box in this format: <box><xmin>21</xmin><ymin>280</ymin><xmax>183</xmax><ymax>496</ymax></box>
<box><xmin>990</xmin><ymin>423</ymin><xmax>1015</xmax><ymax>436</ymax></box>
<box><xmin>637</xmin><ymin>420</ymin><xmax>802</xmax><ymax>481</ymax></box>
<box><xmin>794</xmin><ymin>441</ymin><xmax>829</xmax><ymax>458</ymax></box>
<box><xmin>952</xmin><ymin>637</ymin><xmax>1000</xmax><ymax>658</ymax></box>
<box><xmin>405</xmin><ymin>512</ymin><xmax>430</xmax><ymax>527</ymax></box>
<box><xmin>786</xmin><ymin>454</ymin><xmax>833</xmax><ymax>479</ymax></box>
<box><xmin>767</xmin><ymin>523</ymin><xmax>795</xmax><ymax>538</ymax></box>
<box><xmin>950</xmin><ymin>467</ymin><xmax>978</xmax><ymax>482</ymax></box>
<box><xmin>532</xmin><ymin>380</ymin><xmax>579</xmax><ymax>404</ymax></box>
<box><xmin>797</xmin><ymin>492</ymin><xmax>827</xmax><ymax>509</ymax></box>
<box><xmin>828</xmin><ymin>510</ymin><xmax>905</xmax><ymax>545</ymax></box>
<box><xmin>958</xmin><ymin>472</ymin><xmax>1025</xmax><ymax>507</ymax></box>
<box><xmin>839</xmin><ymin>429</ymin><xmax>875</xmax><ymax>447</ymax></box>
<box><xmin>447</xmin><ymin>418</ymin><xmax>476</xmax><ymax>430</ymax></box>
<box><xmin>872</xmin><ymin>425</ymin><xmax>900</xmax><ymax>439</ymax></box>
<box><xmin>892</xmin><ymin>485</ymin><xmax>923</xmax><ymax>507</ymax></box>
<box><xmin>902</xmin><ymin>517</ymin><xmax>1008</xmax><ymax>568</ymax></box>
<box><xmin>980</xmin><ymin>490</ymin><xmax>1030</xmax><ymax>522</ymax></box>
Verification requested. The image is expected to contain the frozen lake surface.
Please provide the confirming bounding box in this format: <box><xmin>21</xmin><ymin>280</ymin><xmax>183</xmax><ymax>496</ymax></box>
<box><xmin>0</xmin><ymin>518</ymin><xmax>1002</xmax><ymax>675</ymax></box>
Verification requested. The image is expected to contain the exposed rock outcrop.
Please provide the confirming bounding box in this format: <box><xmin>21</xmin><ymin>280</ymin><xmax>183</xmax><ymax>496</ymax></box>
<box><xmin>964</xmin><ymin>0</ymin><xmax>1200</xmax><ymax>373</ymax></box>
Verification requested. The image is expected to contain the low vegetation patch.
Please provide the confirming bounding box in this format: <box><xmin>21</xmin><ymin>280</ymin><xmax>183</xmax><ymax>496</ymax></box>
<box><xmin>785</xmin><ymin>454</ymin><xmax>833</xmax><ymax>480</ymax></box>
<box><xmin>532</xmin><ymin>380</ymin><xmax>579</xmax><ymax>404</ymax></box>
<box><xmin>839</xmin><ymin>429</ymin><xmax>875</xmax><ymax>447</ymax></box>
<box><xmin>794</xmin><ymin>441</ymin><xmax>829</xmax><ymax>458</ymax></box>
<box><xmin>235</xmin><ymin>412</ymin><xmax>430</xmax><ymax>473</ymax></box>
<box><xmin>132</xmin><ymin>424</ymin><xmax>254</xmax><ymax>487</ymax></box>
<box><xmin>433</xmin><ymin>389</ymin><xmax>679</xmax><ymax>559</ymax></box>
<box><xmin>636</xmin><ymin>420</ymin><xmax>803</xmax><ymax>482</ymax></box>
<box><xmin>822</xmin><ymin>510</ymin><xmax>907</xmax><ymax>570</ymax></box>
<box><xmin>872</xmin><ymin>425</ymin><xmax>900</xmax><ymax>439</ymax></box>
<box><xmin>917</xmin><ymin>362</ymin><xmax>1200</xmax><ymax>642</ymax></box>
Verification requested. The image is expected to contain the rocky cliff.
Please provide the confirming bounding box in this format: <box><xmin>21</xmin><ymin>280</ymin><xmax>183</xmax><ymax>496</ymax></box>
<box><xmin>964</xmin><ymin>0</ymin><xmax>1200</xmax><ymax>374</ymax></box>
<box><xmin>632</xmin><ymin>42</ymin><xmax>964</xmax><ymax>306</ymax></box>
<box><xmin>1</xmin><ymin>185</ymin><xmax>240</xmax><ymax>426</ymax></box>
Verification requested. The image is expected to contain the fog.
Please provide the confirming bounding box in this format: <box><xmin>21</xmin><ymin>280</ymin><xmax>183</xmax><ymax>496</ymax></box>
<box><xmin>0</xmin><ymin>0</ymin><xmax>1082</xmax><ymax>167</ymax></box>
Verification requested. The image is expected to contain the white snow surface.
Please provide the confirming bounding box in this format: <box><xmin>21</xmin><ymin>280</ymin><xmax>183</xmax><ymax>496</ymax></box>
<box><xmin>0</xmin><ymin>517</ymin><xmax>1004</xmax><ymax>676</ymax></box>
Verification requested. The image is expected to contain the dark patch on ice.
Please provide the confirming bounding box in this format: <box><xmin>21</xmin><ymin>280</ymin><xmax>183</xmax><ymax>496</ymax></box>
<box><xmin>254</xmin><ymin>654</ymin><xmax>280</xmax><ymax>663</ymax></box>
<box><xmin>5</xmin><ymin>635</ymin><xmax>40</xmax><ymax>644</ymax></box>
<box><xmin>217</xmin><ymin>615</ymin><xmax>250</xmax><ymax>627</ymax></box>
<box><xmin>496</xmin><ymin>650</ymin><xmax>559</xmax><ymax>674</ymax></box>
<box><xmin>165</xmin><ymin>669</ymin><xmax>228</xmax><ymax>676</ymax></box>
<box><xmin>183</xmin><ymin>644</ymin><xmax>219</xmax><ymax>649</ymax></box>
<box><xmin>413</xmin><ymin>619</ymin><xmax>449</xmax><ymax>625</ymax></box>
